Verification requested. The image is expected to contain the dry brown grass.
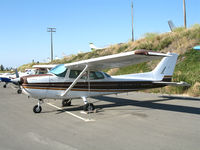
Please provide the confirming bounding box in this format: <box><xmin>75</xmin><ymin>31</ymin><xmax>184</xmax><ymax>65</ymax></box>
<box><xmin>107</xmin><ymin>68</ymin><xmax>119</xmax><ymax>75</ymax></box>
<box><xmin>187</xmin><ymin>82</ymin><xmax>200</xmax><ymax>97</ymax></box>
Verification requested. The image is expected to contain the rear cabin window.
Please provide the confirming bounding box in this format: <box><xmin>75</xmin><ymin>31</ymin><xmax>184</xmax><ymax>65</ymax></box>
<box><xmin>35</xmin><ymin>68</ymin><xmax>48</xmax><ymax>75</ymax></box>
<box><xmin>69</xmin><ymin>70</ymin><xmax>82</xmax><ymax>78</ymax></box>
<box><xmin>94</xmin><ymin>72</ymin><xmax>104</xmax><ymax>79</ymax></box>
<box><xmin>69</xmin><ymin>70</ymin><xmax>105</xmax><ymax>80</ymax></box>
<box><xmin>104</xmin><ymin>72</ymin><xmax>111</xmax><ymax>78</ymax></box>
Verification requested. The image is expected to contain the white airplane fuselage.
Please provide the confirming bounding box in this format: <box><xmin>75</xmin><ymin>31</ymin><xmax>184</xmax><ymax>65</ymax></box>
<box><xmin>21</xmin><ymin>71</ymin><xmax>167</xmax><ymax>100</ymax></box>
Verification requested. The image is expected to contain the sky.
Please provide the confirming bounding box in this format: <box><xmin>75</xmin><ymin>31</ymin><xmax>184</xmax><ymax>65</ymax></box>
<box><xmin>0</xmin><ymin>0</ymin><xmax>200</xmax><ymax>68</ymax></box>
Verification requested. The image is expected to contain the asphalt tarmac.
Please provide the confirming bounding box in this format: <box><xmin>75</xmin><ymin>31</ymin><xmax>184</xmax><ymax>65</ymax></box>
<box><xmin>0</xmin><ymin>83</ymin><xmax>200</xmax><ymax>150</ymax></box>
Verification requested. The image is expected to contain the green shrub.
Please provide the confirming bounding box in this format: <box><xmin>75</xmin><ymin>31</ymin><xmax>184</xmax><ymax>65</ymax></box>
<box><xmin>117</xmin><ymin>44</ymin><xmax>128</xmax><ymax>53</ymax></box>
<box><xmin>157</xmin><ymin>37</ymin><xmax>173</xmax><ymax>50</ymax></box>
<box><xmin>144</xmin><ymin>32</ymin><xmax>159</xmax><ymax>40</ymax></box>
<box><xmin>114</xmin><ymin>62</ymin><xmax>151</xmax><ymax>75</ymax></box>
<box><xmin>173</xmin><ymin>27</ymin><xmax>185</xmax><ymax>32</ymax></box>
<box><xmin>136</xmin><ymin>42</ymin><xmax>154</xmax><ymax>50</ymax></box>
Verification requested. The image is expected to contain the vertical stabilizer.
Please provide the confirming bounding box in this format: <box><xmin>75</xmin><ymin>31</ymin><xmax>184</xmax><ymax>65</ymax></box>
<box><xmin>152</xmin><ymin>53</ymin><xmax>178</xmax><ymax>81</ymax></box>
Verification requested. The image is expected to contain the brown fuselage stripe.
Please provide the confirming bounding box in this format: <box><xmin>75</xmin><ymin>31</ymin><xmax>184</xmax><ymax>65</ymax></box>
<box><xmin>22</xmin><ymin>86</ymin><xmax>134</xmax><ymax>92</ymax></box>
<box><xmin>22</xmin><ymin>86</ymin><xmax>66</xmax><ymax>90</ymax></box>
<box><xmin>22</xmin><ymin>81</ymin><xmax>166</xmax><ymax>92</ymax></box>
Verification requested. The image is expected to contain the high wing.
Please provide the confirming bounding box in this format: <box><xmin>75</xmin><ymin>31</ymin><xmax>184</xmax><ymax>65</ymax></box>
<box><xmin>60</xmin><ymin>50</ymin><xmax>171</xmax><ymax>97</ymax></box>
<box><xmin>64</xmin><ymin>50</ymin><xmax>171</xmax><ymax>70</ymax></box>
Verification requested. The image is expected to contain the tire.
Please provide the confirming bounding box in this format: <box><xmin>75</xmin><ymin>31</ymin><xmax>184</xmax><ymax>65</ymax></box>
<box><xmin>62</xmin><ymin>99</ymin><xmax>71</xmax><ymax>107</ymax></box>
<box><xmin>3</xmin><ymin>84</ymin><xmax>6</xmax><ymax>88</ymax></box>
<box><xmin>17</xmin><ymin>89</ymin><xmax>22</xmax><ymax>94</ymax></box>
<box><xmin>83</xmin><ymin>103</ymin><xmax>95</xmax><ymax>111</ymax></box>
<box><xmin>33</xmin><ymin>105</ymin><xmax>42</xmax><ymax>113</ymax></box>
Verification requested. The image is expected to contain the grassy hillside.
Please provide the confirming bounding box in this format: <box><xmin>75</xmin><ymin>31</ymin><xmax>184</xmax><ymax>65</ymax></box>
<box><xmin>18</xmin><ymin>25</ymin><xmax>200</xmax><ymax>96</ymax></box>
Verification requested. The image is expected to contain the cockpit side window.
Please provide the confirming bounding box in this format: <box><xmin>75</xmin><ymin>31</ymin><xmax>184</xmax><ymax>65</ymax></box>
<box><xmin>57</xmin><ymin>69</ymin><xmax>68</xmax><ymax>77</ymax></box>
<box><xmin>69</xmin><ymin>70</ymin><xmax>104</xmax><ymax>80</ymax></box>
<box><xmin>49</xmin><ymin>64</ymin><xmax>68</xmax><ymax>77</ymax></box>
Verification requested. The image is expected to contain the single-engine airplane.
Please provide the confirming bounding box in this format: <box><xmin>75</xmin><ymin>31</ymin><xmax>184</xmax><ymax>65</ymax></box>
<box><xmin>16</xmin><ymin>50</ymin><xmax>189</xmax><ymax>113</ymax></box>
<box><xmin>89</xmin><ymin>43</ymin><xmax>108</xmax><ymax>50</ymax></box>
<box><xmin>0</xmin><ymin>70</ymin><xmax>20</xmax><ymax>88</ymax></box>
<box><xmin>2</xmin><ymin>65</ymin><xmax>56</xmax><ymax>94</ymax></box>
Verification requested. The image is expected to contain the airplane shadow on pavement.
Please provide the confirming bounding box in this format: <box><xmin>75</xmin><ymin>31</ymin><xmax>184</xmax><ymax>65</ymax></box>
<box><xmin>48</xmin><ymin>95</ymin><xmax>200</xmax><ymax>115</ymax></box>
<box><xmin>91</xmin><ymin>95</ymin><xmax>200</xmax><ymax>115</ymax></box>
<box><xmin>160</xmin><ymin>95</ymin><xmax>200</xmax><ymax>101</ymax></box>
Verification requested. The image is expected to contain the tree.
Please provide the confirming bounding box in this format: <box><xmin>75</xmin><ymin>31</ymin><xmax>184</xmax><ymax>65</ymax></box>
<box><xmin>0</xmin><ymin>64</ymin><xmax>4</xmax><ymax>71</ymax></box>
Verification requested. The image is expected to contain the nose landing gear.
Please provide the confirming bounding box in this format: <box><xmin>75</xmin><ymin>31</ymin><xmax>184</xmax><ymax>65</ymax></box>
<box><xmin>3</xmin><ymin>83</ymin><xmax>7</xmax><ymax>88</ymax></box>
<box><xmin>17</xmin><ymin>89</ymin><xmax>22</xmax><ymax>94</ymax></box>
<box><xmin>33</xmin><ymin>99</ymin><xmax>43</xmax><ymax>113</ymax></box>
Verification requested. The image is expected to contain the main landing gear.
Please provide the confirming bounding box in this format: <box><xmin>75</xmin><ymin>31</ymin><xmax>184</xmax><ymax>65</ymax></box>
<box><xmin>62</xmin><ymin>98</ymin><xmax>95</xmax><ymax>111</ymax></box>
<box><xmin>82</xmin><ymin>97</ymin><xmax>95</xmax><ymax>112</ymax></box>
<box><xmin>33</xmin><ymin>99</ymin><xmax>43</xmax><ymax>113</ymax></box>
<box><xmin>3</xmin><ymin>83</ymin><xmax>7</xmax><ymax>88</ymax></box>
<box><xmin>83</xmin><ymin>103</ymin><xmax>95</xmax><ymax>112</ymax></box>
<box><xmin>62</xmin><ymin>99</ymin><xmax>71</xmax><ymax>107</ymax></box>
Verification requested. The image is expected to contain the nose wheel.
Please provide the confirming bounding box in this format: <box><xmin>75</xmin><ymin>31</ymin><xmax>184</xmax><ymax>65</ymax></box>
<box><xmin>17</xmin><ymin>83</ymin><xmax>22</xmax><ymax>94</ymax></box>
<box><xmin>33</xmin><ymin>99</ymin><xmax>43</xmax><ymax>113</ymax></box>
<box><xmin>33</xmin><ymin>105</ymin><xmax>42</xmax><ymax>113</ymax></box>
<box><xmin>17</xmin><ymin>89</ymin><xmax>22</xmax><ymax>94</ymax></box>
<box><xmin>3</xmin><ymin>84</ymin><xmax>7</xmax><ymax>88</ymax></box>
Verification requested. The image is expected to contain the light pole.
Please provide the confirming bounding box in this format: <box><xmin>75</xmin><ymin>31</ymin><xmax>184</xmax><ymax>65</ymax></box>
<box><xmin>47</xmin><ymin>28</ymin><xmax>56</xmax><ymax>62</ymax></box>
<box><xmin>183</xmin><ymin>0</ymin><xmax>187</xmax><ymax>28</ymax></box>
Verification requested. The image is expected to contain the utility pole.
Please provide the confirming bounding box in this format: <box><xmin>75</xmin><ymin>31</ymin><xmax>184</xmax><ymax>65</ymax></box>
<box><xmin>183</xmin><ymin>0</ymin><xmax>187</xmax><ymax>28</ymax></box>
<box><xmin>131</xmin><ymin>0</ymin><xmax>134</xmax><ymax>41</ymax></box>
<box><xmin>47</xmin><ymin>27</ymin><xmax>56</xmax><ymax>62</ymax></box>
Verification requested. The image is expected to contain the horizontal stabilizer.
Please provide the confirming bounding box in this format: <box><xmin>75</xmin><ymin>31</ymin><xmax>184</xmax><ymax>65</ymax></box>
<box><xmin>153</xmin><ymin>81</ymin><xmax>190</xmax><ymax>87</ymax></box>
<box><xmin>0</xmin><ymin>77</ymin><xmax>11</xmax><ymax>82</ymax></box>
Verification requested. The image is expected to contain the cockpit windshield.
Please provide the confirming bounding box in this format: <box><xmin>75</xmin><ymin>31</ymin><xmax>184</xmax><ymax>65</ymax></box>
<box><xmin>49</xmin><ymin>64</ymin><xmax>67</xmax><ymax>77</ymax></box>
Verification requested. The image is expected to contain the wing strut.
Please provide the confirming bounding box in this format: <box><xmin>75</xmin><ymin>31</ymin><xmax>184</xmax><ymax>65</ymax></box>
<box><xmin>61</xmin><ymin>65</ymin><xmax>88</xmax><ymax>97</ymax></box>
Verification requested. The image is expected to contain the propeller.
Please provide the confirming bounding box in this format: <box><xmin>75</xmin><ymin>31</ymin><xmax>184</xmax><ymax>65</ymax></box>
<box><xmin>11</xmin><ymin>68</ymin><xmax>20</xmax><ymax>84</ymax></box>
<box><xmin>15</xmin><ymin>68</ymin><xmax>19</xmax><ymax>78</ymax></box>
<box><xmin>11</xmin><ymin>68</ymin><xmax>23</xmax><ymax>94</ymax></box>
